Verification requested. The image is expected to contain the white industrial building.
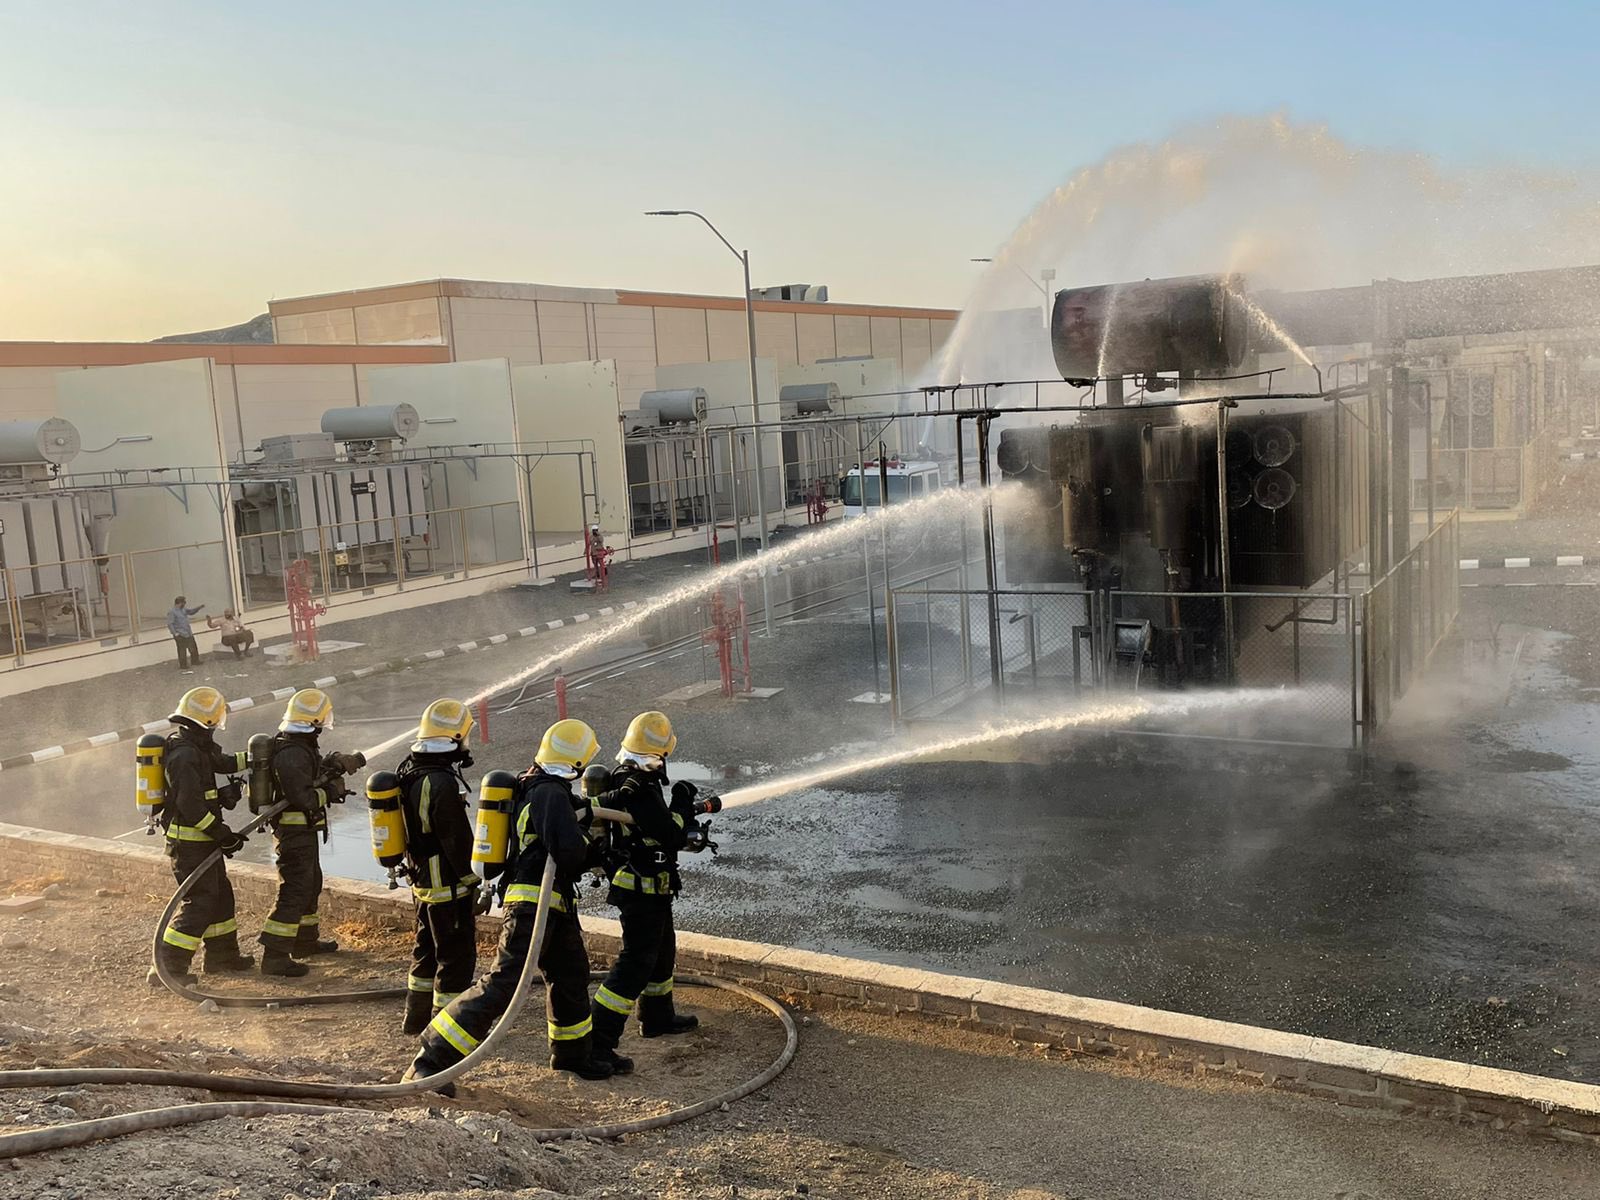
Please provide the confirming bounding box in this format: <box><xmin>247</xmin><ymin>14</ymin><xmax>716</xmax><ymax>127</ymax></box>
<box><xmin>0</xmin><ymin>279</ymin><xmax>957</xmax><ymax>691</ymax></box>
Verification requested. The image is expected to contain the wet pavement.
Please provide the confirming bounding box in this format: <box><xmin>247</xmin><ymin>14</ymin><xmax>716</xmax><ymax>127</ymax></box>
<box><xmin>6</xmin><ymin>514</ymin><xmax>1600</xmax><ymax>1088</ymax></box>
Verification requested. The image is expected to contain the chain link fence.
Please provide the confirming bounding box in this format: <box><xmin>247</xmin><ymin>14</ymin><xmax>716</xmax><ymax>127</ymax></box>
<box><xmin>890</xmin><ymin>512</ymin><xmax>1458</xmax><ymax>748</ymax></box>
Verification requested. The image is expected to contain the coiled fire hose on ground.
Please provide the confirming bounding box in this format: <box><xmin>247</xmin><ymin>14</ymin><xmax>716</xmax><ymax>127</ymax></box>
<box><xmin>0</xmin><ymin>809</ymin><xmax>798</xmax><ymax>1159</ymax></box>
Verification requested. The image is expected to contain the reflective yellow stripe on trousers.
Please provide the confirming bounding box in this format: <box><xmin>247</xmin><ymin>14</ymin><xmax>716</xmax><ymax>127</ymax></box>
<box><xmin>429</xmin><ymin>1009</ymin><xmax>479</xmax><ymax>1056</ymax></box>
<box><xmin>595</xmin><ymin>985</ymin><xmax>635</xmax><ymax>1015</ymax></box>
<box><xmin>548</xmin><ymin>1016</ymin><xmax>593</xmax><ymax>1041</ymax></box>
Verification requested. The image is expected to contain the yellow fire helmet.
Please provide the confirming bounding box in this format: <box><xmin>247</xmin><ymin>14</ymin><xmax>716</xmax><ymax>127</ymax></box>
<box><xmin>619</xmin><ymin>710</ymin><xmax>677</xmax><ymax>759</ymax></box>
<box><xmin>535</xmin><ymin>719</ymin><xmax>600</xmax><ymax>773</ymax></box>
<box><xmin>417</xmin><ymin>697</ymin><xmax>474</xmax><ymax>744</ymax></box>
<box><xmin>171</xmin><ymin>686</ymin><xmax>228</xmax><ymax>730</ymax></box>
<box><xmin>281</xmin><ymin>687</ymin><xmax>334</xmax><ymax>731</ymax></box>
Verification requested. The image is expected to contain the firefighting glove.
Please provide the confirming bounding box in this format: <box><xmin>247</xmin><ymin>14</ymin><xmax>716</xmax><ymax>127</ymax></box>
<box><xmin>215</xmin><ymin>779</ymin><xmax>244</xmax><ymax>807</ymax></box>
<box><xmin>580</xmin><ymin>763</ymin><xmax>611</xmax><ymax>802</ymax></box>
<box><xmin>217</xmin><ymin>829</ymin><xmax>248</xmax><ymax>858</ymax></box>
<box><xmin>670</xmin><ymin>780</ymin><xmax>698</xmax><ymax>819</ymax></box>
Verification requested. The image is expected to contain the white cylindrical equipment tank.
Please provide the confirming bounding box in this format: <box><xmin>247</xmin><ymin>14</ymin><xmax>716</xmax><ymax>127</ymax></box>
<box><xmin>639</xmin><ymin>389</ymin><xmax>708</xmax><ymax>424</ymax></box>
<box><xmin>0</xmin><ymin>418</ymin><xmax>81</xmax><ymax>466</ymax></box>
<box><xmin>778</xmin><ymin>383</ymin><xmax>839</xmax><ymax>415</ymax></box>
<box><xmin>320</xmin><ymin>404</ymin><xmax>420</xmax><ymax>442</ymax></box>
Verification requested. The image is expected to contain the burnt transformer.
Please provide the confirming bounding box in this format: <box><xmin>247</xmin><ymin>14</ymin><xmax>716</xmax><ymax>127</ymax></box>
<box><xmin>998</xmin><ymin>273</ymin><xmax>1366</xmax><ymax>684</ymax></box>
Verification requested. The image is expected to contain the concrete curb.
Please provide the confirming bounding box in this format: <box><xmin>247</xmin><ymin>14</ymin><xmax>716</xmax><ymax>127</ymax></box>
<box><xmin>1460</xmin><ymin>556</ymin><xmax>1594</xmax><ymax>570</ymax></box>
<box><xmin>0</xmin><ymin>548</ymin><xmax>853</xmax><ymax>774</ymax></box>
<box><xmin>2</xmin><ymin>820</ymin><xmax>1597</xmax><ymax>1145</ymax></box>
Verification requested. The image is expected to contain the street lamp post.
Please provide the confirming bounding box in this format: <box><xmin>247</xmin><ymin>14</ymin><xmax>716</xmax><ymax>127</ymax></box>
<box><xmin>646</xmin><ymin>209</ymin><xmax>774</xmax><ymax>637</ymax></box>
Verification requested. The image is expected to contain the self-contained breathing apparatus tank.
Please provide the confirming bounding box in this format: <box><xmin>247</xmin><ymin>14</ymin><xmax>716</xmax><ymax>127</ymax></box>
<box><xmin>246</xmin><ymin>734</ymin><xmax>276</xmax><ymax>813</ymax></box>
<box><xmin>366</xmin><ymin>771</ymin><xmax>406</xmax><ymax>876</ymax></box>
<box><xmin>471</xmin><ymin>770</ymin><xmax>518</xmax><ymax>871</ymax></box>
<box><xmin>135</xmin><ymin>733</ymin><xmax>167</xmax><ymax>831</ymax></box>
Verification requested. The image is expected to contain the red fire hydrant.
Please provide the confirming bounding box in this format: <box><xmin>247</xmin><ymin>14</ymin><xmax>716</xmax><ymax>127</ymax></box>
<box><xmin>284</xmin><ymin>559</ymin><xmax>326</xmax><ymax>662</ymax></box>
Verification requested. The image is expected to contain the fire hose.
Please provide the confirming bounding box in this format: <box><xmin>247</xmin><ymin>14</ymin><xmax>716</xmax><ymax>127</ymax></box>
<box><xmin>0</xmin><ymin>804</ymin><xmax>792</xmax><ymax>1159</ymax></box>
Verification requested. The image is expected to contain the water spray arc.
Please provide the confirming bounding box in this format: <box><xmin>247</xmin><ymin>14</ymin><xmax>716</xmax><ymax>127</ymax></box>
<box><xmin>715</xmin><ymin>689</ymin><xmax>1287</xmax><ymax>810</ymax></box>
<box><xmin>357</xmin><ymin>485</ymin><xmax>1024</xmax><ymax>762</ymax></box>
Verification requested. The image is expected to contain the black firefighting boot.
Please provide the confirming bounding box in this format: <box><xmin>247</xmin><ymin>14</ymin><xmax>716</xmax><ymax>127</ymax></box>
<box><xmin>260</xmin><ymin>949</ymin><xmax>311</xmax><ymax>977</ymax></box>
<box><xmin>640</xmin><ymin>993</ymin><xmax>699</xmax><ymax>1038</ymax></box>
<box><xmin>202</xmin><ymin>933</ymin><xmax>254</xmax><ymax>973</ymax></box>
<box><xmin>587</xmin><ymin>1004</ymin><xmax>635</xmax><ymax>1075</ymax></box>
<box><xmin>291</xmin><ymin>928</ymin><xmax>339</xmax><ymax>957</ymax></box>
<box><xmin>147</xmin><ymin>946</ymin><xmax>198</xmax><ymax>989</ymax></box>
<box><xmin>400</xmin><ymin>1058</ymin><xmax>457</xmax><ymax>1098</ymax></box>
<box><xmin>401</xmin><ymin>990</ymin><xmax>434</xmax><ymax>1036</ymax></box>
<box><xmin>549</xmin><ymin>1034</ymin><xmax>617</xmax><ymax>1081</ymax></box>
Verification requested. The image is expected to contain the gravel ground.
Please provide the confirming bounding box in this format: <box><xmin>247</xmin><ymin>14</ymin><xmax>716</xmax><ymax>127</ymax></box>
<box><xmin>2</xmin><ymin>886</ymin><xmax>1598</xmax><ymax>1200</ymax></box>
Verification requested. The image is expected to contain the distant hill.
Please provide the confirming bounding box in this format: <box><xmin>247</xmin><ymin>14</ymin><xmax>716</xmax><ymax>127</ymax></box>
<box><xmin>152</xmin><ymin>313</ymin><xmax>275</xmax><ymax>344</ymax></box>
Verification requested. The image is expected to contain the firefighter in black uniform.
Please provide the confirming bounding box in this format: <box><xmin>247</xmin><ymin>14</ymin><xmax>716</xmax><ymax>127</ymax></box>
<box><xmin>151</xmin><ymin>686</ymin><xmax>252</xmax><ymax>984</ymax></box>
<box><xmin>258</xmin><ymin>687</ymin><xmax>342</xmax><ymax>977</ymax></box>
<box><xmin>588</xmin><ymin>710</ymin><xmax>701</xmax><ymax>1073</ymax></box>
<box><xmin>396</xmin><ymin>698</ymin><xmax>481</xmax><ymax>1034</ymax></box>
<box><xmin>404</xmin><ymin>718</ymin><xmax>616</xmax><ymax>1088</ymax></box>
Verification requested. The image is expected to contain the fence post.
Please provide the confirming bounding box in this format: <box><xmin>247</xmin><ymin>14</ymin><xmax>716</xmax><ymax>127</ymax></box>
<box><xmin>123</xmin><ymin>552</ymin><xmax>141</xmax><ymax>645</ymax></box>
<box><xmin>886</xmin><ymin>588</ymin><xmax>900</xmax><ymax>726</ymax></box>
<box><xmin>1348</xmin><ymin>596</ymin><xmax>1359</xmax><ymax>750</ymax></box>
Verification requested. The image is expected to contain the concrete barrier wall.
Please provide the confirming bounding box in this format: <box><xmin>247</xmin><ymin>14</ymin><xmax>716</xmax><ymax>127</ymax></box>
<box><xmin>4</xmin><ymin>821</ymin><xmax>1598</xmax><ymax>1145</ymax></box>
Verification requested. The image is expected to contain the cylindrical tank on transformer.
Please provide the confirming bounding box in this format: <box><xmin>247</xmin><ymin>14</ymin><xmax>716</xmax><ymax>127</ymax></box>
<box><xmin>0</xmin><ymin>418</ymin><xmax>81</xmax><ymax>466</ymax></box>
<box><xmin>320</xmin><ymin>404</ymin><xmax>420</xmax><ymax>443</ymax></box>
<box><xmin>1051</xmin><ymin>274</ymin><xmax>1251</xmax><ymax>382</ymax></box>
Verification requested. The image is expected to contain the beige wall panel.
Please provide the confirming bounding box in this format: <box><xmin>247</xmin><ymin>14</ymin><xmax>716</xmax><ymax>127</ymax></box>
<box><xmin>57</xmin><ymin>360</ymin><xmax>232</xmax><ymax>620</ymax></box>
<box><xmin>0</xmin><ymin>366</ymin><xmax>68</xmax><ymax>422</ymax></box>
<box><xmin>705</xmin><ymin>308</ymin><xmax>748</xmax><ymax>362</ymax></box>
<box><xmin>233</xmin><ymin>363</ymin><xmax>362</xmax><ymax>451</ymax></box>
<box><xmin>928</xmin><ymin>318</ymin><xmax>955</xmax><ymax>377</ymax></box>
<box><xmin>447</xmin><ymin>297</ymin><xmax>543</xmax><ymax>366</ymax></box>
<box><xmin>536</xmin><ymin>301</ymin><xmax>593</xmax><ymax>364</ymax></box>
<box><xmin>274</xmin><ymin>309</ymin><xmax>357</xmax><ymax>345</ymax></box>
<box><xmin>870</xmin><ymin>317</ymin><xmax>903</xmax><ymax>364</ymax></box>
<box><xmin>352</xmin><ymin>298</ymin><xmax>443</xmax><ymax>345</ymax></box>
<box><xmin>899</xmin><ymin>319</ymin><xmax>932</xmax><ymax>382</ymax></box>
<box><xmin>795</xmin><ymin>313</ymin><xmax>837</xmax><ymax>364</ymax></box>
<box><xmin>653</xmin><ymin>306</ymin><xmax>710</xmax><ymax>365</ymax></box>
<box><xmin>779</xmin><ymin>358</ymin><xmax>903</xmax><ymax>407</ymax></box>
<box><xmin>512</xmin><ymin>360</ymin><xmax>623</xmax><ymax>535</ymax></box>
<box><xmin>209</xmin><ymin>362</ymin><xmax>242</xmax><ymax>460</ymax></box>
<box><xmin>368</xmin><ymin>360</ymin><xmax>523</xmax><ymax>567</ymax></box>
<box><xmin>754</xmin><ymin>311</ymin><xmax>800</xmax><ymax>367</ymax></box>
<box><xmin>834</xmin><ymin>314</ymin><xmax>871</xmax><ymax>358</ymax></box>
<box><xmin>594</xmin><ymin>304</ymin><xmax>660</xmax><ymax>401</ymax></box>
<box><xmin>656</xmin><ymin>358</ymin><xmax>782</xmax><ymax>515</ymax></box>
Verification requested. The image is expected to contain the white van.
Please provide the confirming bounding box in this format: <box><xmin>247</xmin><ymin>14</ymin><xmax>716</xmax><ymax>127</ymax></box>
<box><xmin>839</xmin><ymin>459</ymin><xmax>943</xmax><ymax>517</ymax></box>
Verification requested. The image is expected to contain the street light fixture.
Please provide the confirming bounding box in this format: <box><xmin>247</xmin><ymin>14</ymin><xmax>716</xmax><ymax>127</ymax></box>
<box><xmin>971</xmin><ymin>259</ymin><xmax>1055</xmax><ymax>327</ymax></box>
<box><xmin>647</xmin><ymin>209</ymin><xmax>774</xmax><ymax>637</ymax></box>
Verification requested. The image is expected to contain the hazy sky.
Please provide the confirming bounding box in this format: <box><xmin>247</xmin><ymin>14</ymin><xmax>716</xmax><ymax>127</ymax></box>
<box><xmin>2</xmin><ymin>1</ymin><xmax>1595</xmax><ymax>341</ymax></box>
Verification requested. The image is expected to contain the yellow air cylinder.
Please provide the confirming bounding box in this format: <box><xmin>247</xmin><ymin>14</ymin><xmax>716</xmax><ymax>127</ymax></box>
<box><xmin>365</xmin><ymin>770</ymin><xmax>406</xmax><ymax>869</ymax></box>
<box><xmin>472</xmin><ymin>770</ymin><xmax>517</xmax><ymax>869</ymax></box>
<box><xmin>135</xmin><ymin>733</ymin><xmax>167</xmax><ymax>824</ymax></box>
